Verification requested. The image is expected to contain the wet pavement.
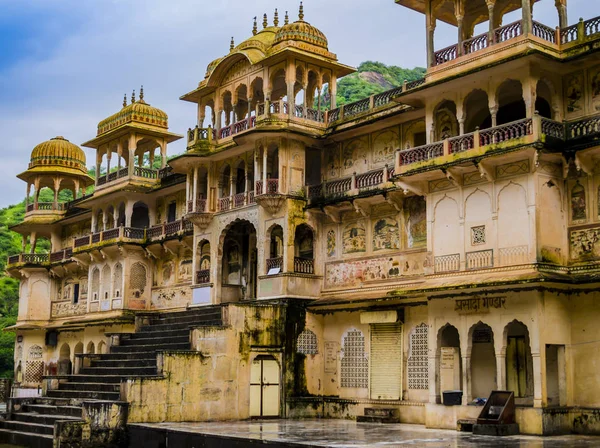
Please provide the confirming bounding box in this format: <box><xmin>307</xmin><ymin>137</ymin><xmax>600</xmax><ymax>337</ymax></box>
<box><xmin>130</xmin><ymin>419</ymin><xmax>600</xmax><ymax>447</ymax></box>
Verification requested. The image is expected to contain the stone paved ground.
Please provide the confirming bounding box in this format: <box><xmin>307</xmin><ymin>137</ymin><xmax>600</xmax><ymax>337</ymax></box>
<box><xmin>131</xmin><ymin>419</ymin><xmax>600</xmax><ymax>447</ymax></box>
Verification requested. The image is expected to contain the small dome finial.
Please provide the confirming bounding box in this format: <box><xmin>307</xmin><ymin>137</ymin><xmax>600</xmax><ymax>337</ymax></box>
<box><xmin>131</xmin><ymin>89</ymin><xmax>136</xmax><ymax>103</ymax></box>
<box><xmin>123</xmin><ymin>94</ymin><xmax>127</xmax><ymax>108</ymax></box>
<box><xmin>139</xmin><ymin>85</ymin><xmax>144</xmax><ymax>102</ymax></box>
<box><xmin>274</xmin><ymin>8</ymin><xmax>279</xmax><ymax>26</ymax></box>
<box><xmin>230</xmin><ymin>37</ymin><xmax>235</xmax><ymax>51</ymax></box>
<box><xmin>299</xmin><ymin>1</ymin><xmax>304</xmax><ymax>21</ymax></box>
<box><xmin>263</xmin><ymin>13</ymin><xmax>268</xmax><ymax>29</ymax></box>
<box><xmin>252</xmin><ymin>16</ymin><xmax>258</xmax><ymax>35</ymax></box>
<box><xmin>285</xmin><ymin>11</ymin><xmax>289</xmax><ymax>25</ymax></box>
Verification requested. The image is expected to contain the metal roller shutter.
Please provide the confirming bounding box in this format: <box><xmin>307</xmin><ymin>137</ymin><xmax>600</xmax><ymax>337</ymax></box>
<box><xmin>370</xmin><ymin>323</ymin><xmax>403</xmax><ymax>400</ymax></box>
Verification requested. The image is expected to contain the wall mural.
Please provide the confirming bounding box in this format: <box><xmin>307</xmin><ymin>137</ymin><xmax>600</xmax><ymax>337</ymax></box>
<box><xmin>326</xmin><ymin>146</ymin><xmax>340</xmax><ymax>179</ymax></box>
<box><xmin>325</xmin><ymin>252</ymin><xmax>427</xmax><ymax>288</ymax></box>
<box><xmin>571</xmin><ymin>181</ymin><xmax>587</xmax><ymax>221</ymax></box>
<box><xmin>570</xmin><ymin>226</ymin><xmax>600</xmax><ymax>261</ymax></box>
<box><xmin>566</xmin><ymin>72</ymin><xmax>583</xmax><ymax>115</ymax></box>
<box><xmin>327</xmin><ymin>230</ymin><xmax>336</xmax><ymax>257</ymax></box>
<box><xmin>342</xmin><ymin>222</ymin><xmax>366</xmax><ymax>254</ymax></box>
<box><xmin>342</xmin><ymin>137</ymin><xmax>368</xmax><ymax>176</ymax></box>
<box><xmin>592</xmin><ymin>69</ymin><xmax>600</xmax><ymax>112</ymax></box>
<box><xmin>372</xmin><ymin>130</ymin><xmax>398</xmax><ymax>164</ymax></box>
<box><xmin>373</xmin><ymin>218</ymin><xmax>400</xmax><ymax>251</ymax></box>
<box><xmin>405</xmin><ymin>196</ymin><xmax>427</xmax><ymax>248</ymax></box>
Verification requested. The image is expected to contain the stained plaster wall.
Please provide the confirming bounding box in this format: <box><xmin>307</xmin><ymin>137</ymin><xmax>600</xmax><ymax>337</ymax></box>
<box><xmin>125</xmin><ymin>304</ymin><xmax>284</xmax><ymax>423</ymax></box>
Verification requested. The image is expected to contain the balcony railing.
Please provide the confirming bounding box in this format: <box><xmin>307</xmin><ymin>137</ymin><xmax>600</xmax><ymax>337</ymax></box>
<box><xmin>147</xmin><ymin>218</ymin><xmax>193</xmax><ymax>240</ymax></box>
<box><xmin>308</xmin><ymin>166</ymin><xmax>393</xmax><ymax>201</ymax></box>
<box><xmin>255</xmin><ymin>179</ymin><xmax>280</xmax><ymax>195</ymax></box>
<box><xmin>294</xmin><ymin>257</ymin><xmax>315</xmax><ymax>275</ymax></box>
<box><xmin>196</xmin><ymin>269</ymin><xmax>210</xmax><ymax>285</ymax></box>
<box><xmin>187</xmin><ymin>198</ymin><xmax>207</xmax><ymax>213</ymax></box>
<box><xmin>433</xmin><ymin>15</ymin><xmax>600</xmax><ymax>68</ymax></box>
<box><xmin>25</xmin><ymin>202</ymin><xmax>67</xmax><ymax>213</ymax></box>
<box><xmin>266</xmin><ymin>257</ymin><xmax>283</xmax><ymax>273</ymax></box>
<box><xmin>435</xmin><ymin>254</ymin><xmax>460</xmax><ymax>274</ymax></box>
<box><xmin>466</xmin><ymin>249</ymin><xmax>494</xmax><ymax>270</ymax></box>
<box><xmin>97</xmin><ymin>167</ymin><xmax>128</xmax><ymax>186</ymax></box>
<box><xmin>133</xmin><ymin>166</ymin><xmax>158</xmax><ymax>179</ymax></box>
<box><xmin>22</xmin><ymin>253</ymin><xmax>50</xmax><ymax>264</ymax></box>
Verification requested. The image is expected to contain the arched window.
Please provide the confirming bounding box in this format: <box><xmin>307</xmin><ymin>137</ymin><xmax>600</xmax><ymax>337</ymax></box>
<box><xmin>101</xmin><ymin>265</ymin><xmax>111</xmax><ymax>301</ymax></box>
<box><xmin>131</xmin><ymin>201</ymin><xmax>149</xmax><ymax>228</ymax></box>
<box><xmin>91</xmin><ymin>268</ymin><xmax>100</xmax><ymax>301</ymax></box>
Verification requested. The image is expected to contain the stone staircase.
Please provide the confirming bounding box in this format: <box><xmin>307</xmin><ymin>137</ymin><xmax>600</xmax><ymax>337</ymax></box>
<box><xmin>0</xmin><ymin>306</ymin><xmax>223</xmax><ymax>447</ymax></box>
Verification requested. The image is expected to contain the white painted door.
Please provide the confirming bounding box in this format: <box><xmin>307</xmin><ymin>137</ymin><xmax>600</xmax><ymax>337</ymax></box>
<box><xmin>370</xmin><ymin>323</ymin><xmax>403</xmax><ymax>400</ymax></box>
<box><xmin>250</xmin><ymin>356</ymin><xmax>280</xmax><ymax>417</ymax></box>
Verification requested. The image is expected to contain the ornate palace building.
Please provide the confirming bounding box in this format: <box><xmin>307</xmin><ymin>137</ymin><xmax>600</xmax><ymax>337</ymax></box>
<box><xmin>3</xmin><ymin>0</ymin><xmax>600</xmax><ymax>445</ymax></box>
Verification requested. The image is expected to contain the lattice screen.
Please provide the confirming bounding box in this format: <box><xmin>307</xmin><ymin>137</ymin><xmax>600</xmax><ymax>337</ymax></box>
<box><xmin>341</xmin><ymin>329</ymin><xmax>368</xmax><ymax>388</ymax></box>
<box><xmin>408</xmin><ymin>323</ymin><xmax>429</xmax><ymax>390</ymax></box>
<box><xmin>297</xmin><ymin>329</ymin><xmax>318</xmax><ymax>355</ymax></box>
<box><xmin>131</xmin><ymin>263</ymin><xmax>147</xmax><ymax>296</ymax></box>
<box><xmin>25</xmin><ymin>361</ymin><xmax>44</xmax><ymax>383</ymax></box>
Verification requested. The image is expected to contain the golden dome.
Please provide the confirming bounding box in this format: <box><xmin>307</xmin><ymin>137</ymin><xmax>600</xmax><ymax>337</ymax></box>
<box><xmin>97</xmin><ymin>92</ymin><xmax>168</xmax><ymax>136</ymax></box>
<box><xmin>29</xmin><ymin>136</ymin><xmax>87</xmax><ymax>173</ymax></box>
<box><xmin>273</xmin><ymin>20</ymin><xmax>328</xmax><ymax>50</ymax></box>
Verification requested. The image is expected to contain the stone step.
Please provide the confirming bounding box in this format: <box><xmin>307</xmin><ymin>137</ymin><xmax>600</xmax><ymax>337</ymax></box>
<box><xmin>364</xmin><ymin>407</ymin><xmax>399</xmax><ymax>418</ymax></box>
<box><xmin>0</xmin><ymin>428</ymin><xmax>53</xmax><ymax>448</ymax></box>
<box><xmin>155</xmin><ymin>306</ymin><xmax>221</xmax><ymax>319</ymax></box>
<box><xmin>142</xmin><ymin>319</ymin><xmax>221</xmax><ymax>333</ymax></box>
<box><xmin>24</xmin><ymin>404</ymin><xmax>82</xmax><ymax>418</ymax></box>
<box><xmin>46</xmin><ymin>389</ymin><xmax>121</xmax><ymax>401</ymax></box>
<box><xmin>79</xmin><ymin>366</ymin><xmax>157</xmax><ymax>376</ymax></box>
<box><xmin>0</xmin><ymin>420</ymin><xmax>54</xmax><ymax>436</ymax></box>
<box><xmin>58</xmin><ymin>382</ymin><xmax>120</xmax><ymax>392</ymax></box>
<box><xmin>356</xmin><ymin>415</ymin><xmax>400</xmax><ymax>424</ymax></box>
<box><xmin>90</xmin><ymin>358</ymin><xmax>157</xmax><ymax>368</ymax></box>
<box><xmin>31</xmin><ymin>397</ymin><xmax>72</xmax><ymax>407</ymax></box>
<box><xmin>110</xmin><ymin>342</ymin><xmax>189</xmax><ymax>353</ymax></box>
<box><xmin>13</xmin><ymin>412</ymin><xmax>81</xmax><ymax>425</ymax></box>
<box><xmin>150</xmin><ymin>313</ymin><xmax>222</xmax><ymax>326</ymax></box>
<box><xmin>56</xmin><ymin>374</ymin><xmax>160</xmax><ymax>384</ymax></box>
<box><xmin>97</xmin><ymin>352</ymin><xmax>158</xmax><ymax>361</ymax></box>
<box><xmin>120</xmin><ymin>335</ymin><xmax>189</xmax><ymax>346</ymax></box>
<box><xmin>132</xmin><ymin>328</ymin><xmax>190</xmax><ymax>338</ymax></box>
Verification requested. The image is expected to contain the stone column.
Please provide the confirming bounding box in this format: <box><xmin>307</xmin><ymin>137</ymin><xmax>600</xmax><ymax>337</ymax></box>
<box><xmin>128</xmin><ymin>134</ymin><xmax>136</xmax><ymax>175</ymax></box>
<box><xmin>160</xmin><ymin>140</ymin><xmax>167</xmax><ymax>168</ymax></box>
<box><xmin>193</xmin><ymin>167</ymin><xmax>199</xmax><ymax>211</ymax></box>
<box><xmin>25</xmin><ymin>183</ymin><xmax>31</xmax><ymax>209</ymax></box>
<box><xmin>330</xmin><ymin>75</ymin><xmax>338</xmax><ymax>110</ymax></box>
<box><xmin>456</xmin><ymin>15</ymin><xmax>465</xmax><ymax>56</ymax></box>
<box><xmin>532</xmin><ymin>352</ymin><xmax>543</xmax><ymax>408</ymax></box>
<box><xmin>555</xmin><ymin>0</ymin><xmax>568</xmax><ymax>29</ymax></box>
<box><xmin>106</xmin><ymin>150</ymin><xmax>111</xmax><ymax>175</ymax></box>
<box><xmin>487</xmin><ymin>0</ymin><xmax>496</xmax><ymax>42</ymax></box>
<box><xmin>426</xmin><ymin>0</ymin><xmax>437</xmax><ymax>68</ymax></box>
<box><xmin>522</xmin><ymin>0</ymin><xmax>532</xmax><ymax>35</ymax></box>
<box><xmin>461</xmin><ymin>355</ymin><xmax>472</xmax><ymax>404</ymax></box>
<box><xmin>30</xmin><ymin>231</ymin><xmax>37</xmax><ymax>254</ymax></box>
<box><xmin>21</xmin><ymin>235</ymin><xmax>27</xmax><ymax>253</ymax></box>
<box><xmin>262</xmin><ymin>148</ymin><xmax>268</xmax><ymax>194</ymax></box>
<box><xmin>496</xmin><ymin>353</ymin><xmax>506</xmax><ymax>390</ymax></box>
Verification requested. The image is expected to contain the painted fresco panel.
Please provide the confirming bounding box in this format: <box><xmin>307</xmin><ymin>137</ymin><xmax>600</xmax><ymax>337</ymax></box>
<box><xmin>325</xmin><ymin>252</ymin><xmax>428</xmax><ymax>289</ymax></box>
<box><xmin>373</xmin><ymin>218</ymin><xmax>400</xmax><ymax>251</ymax></box>
<box><xmin>343</xmin><ymin>222</ymin><xmax>366</xmax><ymax>254</ymax></box>
<box><xmin>405</xmin><ymin>196</ymin><xmax>427</xmax><ymax>248</ymax></box>
<box><xmin>565</xmin><ymin>72</ymin><xmax>584</xmax><ymax>117</ymax></box>
<box><xmin>570</xmin><ymin>225</ymin><xmax>600</xmax><ymax>262</ymax></box>
<box><xmin>372</xmin><ymin>129</ymin><xmax>399</xmax><ymax>164</ymax></box>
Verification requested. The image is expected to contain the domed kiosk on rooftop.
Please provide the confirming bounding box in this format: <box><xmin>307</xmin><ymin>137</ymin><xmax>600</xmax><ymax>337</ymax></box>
<box><xmin>17</xmin><ymin>135</ymin><xmax>94</xmax><ymax>228</ymax></box>
<box><xmin>272</xmin><ymin>5</ymin><xmax>328</xmax><ymax>51</ymax></box>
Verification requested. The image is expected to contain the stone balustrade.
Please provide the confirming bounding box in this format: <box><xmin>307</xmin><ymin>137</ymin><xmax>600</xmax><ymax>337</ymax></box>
<box><xmin>433</xmin><ymin>15</ymin><xmax>600</xmax><ymax>68</ymax></box>
<box><xmin>307</xmin><ymin>165</ymin><xmax>393</xmax><ymax>202</ymax></box>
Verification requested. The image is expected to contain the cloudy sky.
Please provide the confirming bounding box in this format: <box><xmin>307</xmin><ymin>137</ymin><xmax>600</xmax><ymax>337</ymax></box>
<box><xmin>0</xmin><ymin>0</ymin><xmax>591</xmax><ymax>208</ymax></box>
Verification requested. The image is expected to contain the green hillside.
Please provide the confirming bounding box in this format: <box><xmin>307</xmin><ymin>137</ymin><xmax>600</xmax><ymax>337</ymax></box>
<box><xmin>0</xmin><ymin>61</ymin><xmax>425</xmax><ymax>379</ymax></box>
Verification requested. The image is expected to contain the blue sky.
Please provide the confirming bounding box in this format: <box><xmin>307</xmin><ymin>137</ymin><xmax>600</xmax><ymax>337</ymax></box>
<box><xmin>0</xmin><ymin>0</ymin><xmax>592</xmax><ymax>208</ymax></box>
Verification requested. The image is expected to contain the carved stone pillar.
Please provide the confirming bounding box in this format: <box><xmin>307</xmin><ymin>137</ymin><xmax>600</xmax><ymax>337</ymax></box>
<box><xmin>486</xmin><ymin>0</ymin><xmax>496</xmax><ymax>41</ymax></box>
<box><xmin>426</xmin><ymin>2</ymin><xmax>437</xmax><ymax>68</ymax></box>
<box><xmin>522</xmin><ymin>0</ymin><xmax>532</xmax><ymax>35</ymax></box>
